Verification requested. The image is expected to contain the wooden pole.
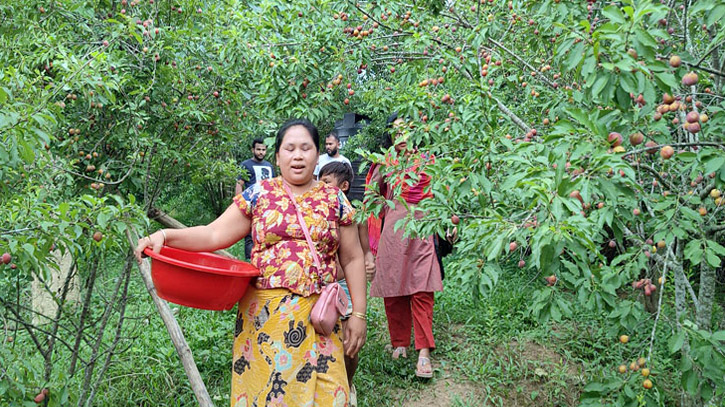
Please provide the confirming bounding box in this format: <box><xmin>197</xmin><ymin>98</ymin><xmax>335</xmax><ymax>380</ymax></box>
<box><xmin>125</xmin><ymin>229</ymin><xmax>214</xmax><ymax>407</ymax></box>
<box><xmin>148</xmin><ymin>207</ymin><xmax>236</xmax><ymax>258</ymax></box>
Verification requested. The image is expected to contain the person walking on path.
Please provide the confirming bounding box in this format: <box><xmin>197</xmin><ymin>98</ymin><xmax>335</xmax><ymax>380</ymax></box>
<box><xmin>235</xmin><ymin>138</ymin><xmax>275</xmax><ymax>260</ymax></box>
<box><xmin>135</xmin><ymin>119</ymin><xmax>368</xmax><ymax>407</ymax></box>
<box><xmin>313</xmin><ymin>131</ymin><xmax>351</xmax><ymax>178</ymax></box>
<box><xmin>366</xmin><ymin>113</ymin><xmax>442</xmax><ymax>379</ymax></box>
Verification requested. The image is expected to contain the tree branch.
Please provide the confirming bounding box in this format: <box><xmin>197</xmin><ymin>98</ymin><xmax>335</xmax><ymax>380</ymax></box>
<box><xmin>648</xmin><ymin>247</ymin><xmax>670</xmax><ymax>361</ymax></box>
<box><xmin>621</xmin><ymin>142</ymin><xmax>725</xmax><ymax>158</ymax></box>
<box><xmin>349</xmin><ymin>0</ymin><xmax>394</xmax><ymax>32</ymax></box>
<box><xmin>685</xmin><ymin>61</ymin><xmax>725</xmax><ymax>78</ymax></box>
<box><xmin>488</xmin><ymin>93</ymin><xmax>532</xmax><ymax>132</ymax></box>
<box><xmin>488</xmin><ymin>38</ymin><xmax>559</xmax><ymax>90</ymax></box>
<box><xmin>630</xmin><ymin>162</ymin><xmax>675</xmax><ymax>191</ymax></box>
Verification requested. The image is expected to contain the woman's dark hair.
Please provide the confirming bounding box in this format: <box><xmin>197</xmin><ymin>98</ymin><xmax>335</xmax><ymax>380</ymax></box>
<box><xmin>381</xmin><ymin>112</ymin><xmax>399</xmax><ymax>150</ymax></box>
<box><xmin>275</xmin><ymin>119</ymin><xmax>319</xmax><ymax>153</ymax></box>
<box><xmin>318</xmin><ymin>161</ymin><xmax>354</xmax><ymax>192</ymax></box>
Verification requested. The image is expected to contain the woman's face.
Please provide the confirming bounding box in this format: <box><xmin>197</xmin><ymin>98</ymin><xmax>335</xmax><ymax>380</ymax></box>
<box><xmin>392</xmin><ymin>118</ymin><xmax>409</xmax><ymax>154</ymax></box>
<box><xmin>276</xmin><ymin>125</ymin><xmax>318</xmax><ymax>186</ymax></box>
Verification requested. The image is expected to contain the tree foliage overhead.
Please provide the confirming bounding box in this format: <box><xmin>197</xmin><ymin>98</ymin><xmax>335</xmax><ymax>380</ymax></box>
<box><xmin>1</xmin><ymin>0</ymin><xmax>724</xmax><ymax>406</ymax></box>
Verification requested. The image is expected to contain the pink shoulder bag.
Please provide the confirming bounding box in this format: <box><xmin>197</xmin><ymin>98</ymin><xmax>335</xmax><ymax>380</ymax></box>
<box><xmin>283</xmin><ymin>182</ymin><xmax>348</xmax><ymax>337</ymax></box>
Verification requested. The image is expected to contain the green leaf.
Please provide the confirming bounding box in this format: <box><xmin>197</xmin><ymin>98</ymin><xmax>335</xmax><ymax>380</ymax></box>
<box><xmin>22</xmin><ymin>243</ymin><xmax>35</xmax><ymax>257</ymax></box>
<box><xmin>583</xmin><ymin>382</ymin><xmax>605</xmax><ymax>393</ymax></box>
<box><xmin>602</xmin><ymin>5</ymin><xmax>626</xmax><ymax>24</ymax></box>
<box><xmin>97</xmin><ymin>212</ymin><xmax>111</xmax><ymax>229</ymax></box>
<box><xmin>487</xmin><ymin>234</ymin><xmax>505</xmax><ymax>261</ymax></box>
<box><xmin>703</xmin><ymin>155</ymin><xmax>725</xmax><ymax>175</ymax></box>
<box><xmin>682</xmin><ymin>369</ymin><xmax>698</xmax><ymax>394</ymax></box>
<box><xmin>700</xmin><ymin>381</ymin><xmax>714</xmax><ymax>402</ymax></box>
<box><xmin>581</xmin><ymin>55</ymin><xmax>597</xmax><ymax>78</ymax></box>
<box><xmin>654</xmin><ymin>72</ymin><xmax>679</xmax><ymax>91</ymax></box>
<box><xmin>501</xmin><ymin>172</ymin><xmax>526</xmax><ymax>190</ymax></box>
<box><xmin>678</xmin><ymin>152</ymin><xmax>698</xmax><ymax>162</ymax></box>
<box><xmin>705</xmin><ymin>250</ymin><xmax>721</xmax><ymax>268</ymax></box>
<box><xmin>565</xmin><ymin>42</ymin><xmax>586</xmax><ymax>70</ymax></box>
<box><xmin>130</xmin><ymin>31</ymin><xmax>143</xmax><ymax>44</ymax></box>
<box><xmin>706</xmin><ymin>5</ymin><xmax>725</xmax><ymax>26</ymax></box>
<box><xmin>711</xmin><ymin>331</ymin><xmax>725</xmax><ymax>342</ymax></box>
<box><xmin>680</xmin><ymin>206</ymin><xmax>703</xmax><ymax>222</ymax></box>
<box><xmin>550</xmin><ymin>301</ymin><xmax>562</xmax><ymax>321</ymax></box>
<box><xmin>669</xmin><ymin>330</ymin><xmax>685</xmax><ymax>353</ymax></box>
<box><xmin>18</xmin><ymin>139</ymin><xmax>36</xmax><ymax>163</ymax></box>
<box><xmin>590</xmin><ymin>75</ymin><xmax>609</xmax><ymax>99</ymax></box>
<box><xmin>707</xmin><ymin>240</ymin><xmax>725</xmax><ymax>256</ymax></box>
<box><xmin>684</xmin><ymin>240</ymin><xmax>704</xmax><ymax>265</ymax></box>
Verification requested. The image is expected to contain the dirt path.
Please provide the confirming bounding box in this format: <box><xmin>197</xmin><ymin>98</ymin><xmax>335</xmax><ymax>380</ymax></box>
<box><xmin>399</xmin><ymin>340</ymin><xmax>581</xmax><ymax>407</ymax></box>
<box><xmin>401</xmin><ymin>374</ymin><xmax>484</xmax><ymax>407</ymax></box>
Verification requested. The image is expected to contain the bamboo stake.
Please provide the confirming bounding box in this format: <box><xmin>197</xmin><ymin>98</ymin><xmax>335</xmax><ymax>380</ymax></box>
<box><xmin>147</xmin><ymin>207</ymin><xmax>235</xmax><ymax>258</ymax></box>
<box><xmin>125</xmin><ymin>229</ymin><xmax>214</xmax><ymax>407</ymax></box>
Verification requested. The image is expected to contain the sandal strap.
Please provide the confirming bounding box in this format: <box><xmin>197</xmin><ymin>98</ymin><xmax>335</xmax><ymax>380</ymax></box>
<box><xmin>416</xmin><ymin>357</ymin><xmax>433</xmax><ymax>377</ymax></box>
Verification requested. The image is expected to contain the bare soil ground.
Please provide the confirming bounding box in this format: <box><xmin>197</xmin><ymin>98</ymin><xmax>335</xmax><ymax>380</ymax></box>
<box><xmin>399</xmin><ymin>340</ymin><xmax>582</xmax><ymax>407</ymax></box>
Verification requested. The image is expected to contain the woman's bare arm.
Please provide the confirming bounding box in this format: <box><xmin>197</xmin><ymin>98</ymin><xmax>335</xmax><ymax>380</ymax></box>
<box><xmin>338</xmin><ymin>223</ymin><xmax>367</xmax><ymax>356</ymax></box>
<box><xmin>134</xmin><ymin>203</ymin><xmax>251</xmax><ymax>261</ymax></box>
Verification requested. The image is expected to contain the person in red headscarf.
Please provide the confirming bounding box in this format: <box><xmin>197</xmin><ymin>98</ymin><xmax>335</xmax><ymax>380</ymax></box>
<box><xmin>365</xmin><ymin>112</ymin><xmax>442</xmax><ymax>379</ymax></box>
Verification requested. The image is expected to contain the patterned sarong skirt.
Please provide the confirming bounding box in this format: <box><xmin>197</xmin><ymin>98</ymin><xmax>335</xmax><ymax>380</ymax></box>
<box><xmin>231</xmin><ymin>287</ymin><xmax>349</xmax><ymax>407</ymax></box>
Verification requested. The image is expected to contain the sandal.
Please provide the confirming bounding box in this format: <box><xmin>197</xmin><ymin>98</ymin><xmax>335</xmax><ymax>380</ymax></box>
<box><xmin>416</xmin><ymin>356</ymin><xmax>433</xmax><ymax>378</ymax></box>
<box><xmin>392</xmin><ymin>346</ymin><xmax>408</xmax><ymax>360</ymax></box>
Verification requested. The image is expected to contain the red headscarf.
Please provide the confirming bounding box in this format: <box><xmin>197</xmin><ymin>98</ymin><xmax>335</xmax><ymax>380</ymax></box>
<box><xmin>365</xmin><ymin>152</ymin><xmax>434</xmax><ymax>255</ymax></box>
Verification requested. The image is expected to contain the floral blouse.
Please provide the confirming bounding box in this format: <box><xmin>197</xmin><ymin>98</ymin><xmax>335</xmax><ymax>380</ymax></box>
<box><xmin>233</xmin><ymin>177</ymin><xmax>355</xmax><ymax>297</ymax></box>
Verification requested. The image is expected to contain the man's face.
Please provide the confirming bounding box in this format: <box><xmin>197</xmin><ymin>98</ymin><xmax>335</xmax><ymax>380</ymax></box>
<box><xmin>252</xmin><ymin>143</ymin><xmax>267</xmax><ymax>161</ymax></box>
<box><xmin>325</xmin><ymin>136</ymin><xmax>339</xmax><ymax>156</ymax></box>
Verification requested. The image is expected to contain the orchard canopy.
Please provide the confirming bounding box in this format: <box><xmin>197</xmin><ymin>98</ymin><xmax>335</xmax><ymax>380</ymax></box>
<box><xmin>1</xmin><ymin>0</ymin><xmax>725</xmax><ymax>406</ymax></box>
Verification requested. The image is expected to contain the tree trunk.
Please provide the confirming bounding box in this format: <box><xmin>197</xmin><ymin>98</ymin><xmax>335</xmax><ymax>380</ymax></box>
<box><xmin>696</xmin><ymin>261</ymin><xmax>715</xmax><ymax>331</ymax></box>
<box><xmin>86</xmin><ymin>258</ymin><xmax>133</xmax><ymax>407</ymax></box>
<box><xmin>69</xmin><ymin>257</ymin><xmax>99</xmax><ymax>377</ymax></box>
<box><xmin>77</xmin><ymin>254</ymin><xmax>131</xmax><ymax>407</ymax></box>
<box><xmin>674</xmin><ymin>243</ymin><xmax>700</xmax><ymax>407</ymax></box>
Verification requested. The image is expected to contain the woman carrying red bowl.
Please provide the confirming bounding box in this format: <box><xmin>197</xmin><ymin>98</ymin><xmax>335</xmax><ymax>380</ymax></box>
<box><xmin>135</xmin><ymin>119</ymin><xmax>367</xmax><ymax>407</ymax></box>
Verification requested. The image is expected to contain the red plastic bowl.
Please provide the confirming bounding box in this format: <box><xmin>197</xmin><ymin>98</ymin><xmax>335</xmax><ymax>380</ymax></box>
<box><xmin>144</xmin><ymin>246</ymin><xmax>260</xmax><ymax>311</ymax></box>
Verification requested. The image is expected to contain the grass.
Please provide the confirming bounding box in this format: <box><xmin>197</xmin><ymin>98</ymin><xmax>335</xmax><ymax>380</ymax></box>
<box><xmin>4</xmin><ymin>246</ymin><xmax>676</xmax><ymax>406</ymax></box>
<box><xmin>351</xmin><ymin>265</ymin><xmax>586</xmax><ymax>407</ymax></box>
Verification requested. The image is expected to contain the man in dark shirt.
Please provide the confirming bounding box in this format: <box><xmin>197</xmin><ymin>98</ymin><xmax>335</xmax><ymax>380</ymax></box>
<box><xmin>236</xmin><ymin>138</ymin><xmax>275</xmax><ymax>195</ymax></box>
<box><xmin>236</xmin><ymin>138</ymin><xmax>275</xmax><ymax>260</ymax></box>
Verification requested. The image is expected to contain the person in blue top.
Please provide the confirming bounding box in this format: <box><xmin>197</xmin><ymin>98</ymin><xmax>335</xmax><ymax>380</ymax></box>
<box><xmin>235</xmin><ymin>137</ymin><xmax>275</xmax><ymax>259</ymax></box>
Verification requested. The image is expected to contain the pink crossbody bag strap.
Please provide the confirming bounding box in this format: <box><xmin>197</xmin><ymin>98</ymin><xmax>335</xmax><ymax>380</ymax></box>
<box><xmin>282</xmin><ymin>182</ymin><xmax>322</xmax><ymax>271</ymax></box>
<box><xmin>283</xmin><ymin>181</ymin><xmax>347</xmax><ymax>336</ymax></box>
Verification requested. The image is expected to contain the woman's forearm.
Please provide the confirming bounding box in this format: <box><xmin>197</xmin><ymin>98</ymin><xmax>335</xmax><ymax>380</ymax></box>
<box><xmin>150</xmin><ymin>203</ymin><xmax>250</xmax><ymax>252</ymax></box>
<box><xmin>357</xmin><ymin>223</ymin><xmax>371</xmax><ymax>254</ymax></box>
<box><xmin>344</xmin><ymin>256</ymin><xmax>367</xmax><ymax>314</ymax></box>
<box><xmin>338</xmin><ymin>224</ymin><xmax>367</xmax><ymax>314</ymax></box>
